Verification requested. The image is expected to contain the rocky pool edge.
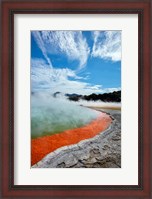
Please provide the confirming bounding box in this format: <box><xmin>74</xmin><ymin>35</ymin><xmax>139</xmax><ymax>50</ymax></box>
<box><xmin>32</xmin><ymin>109</ymin><xmax>121</xmax><ymax>168</ymax></box>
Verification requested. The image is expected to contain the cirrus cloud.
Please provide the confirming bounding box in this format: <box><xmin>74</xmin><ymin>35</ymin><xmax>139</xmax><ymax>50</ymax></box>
<box><xmin>32</xmin><ymin>31</ymin><xmax>90</xmax><ymax>70</ymax></box>
<box><xmin>91</xmin><ymin>31</ymin><xmax>121</xmax><ymax>62</ymax></box>
<box><xmin>31</xmin><ymin>58</ymin><xmax>119</xmax><ymax>95</ymax></box>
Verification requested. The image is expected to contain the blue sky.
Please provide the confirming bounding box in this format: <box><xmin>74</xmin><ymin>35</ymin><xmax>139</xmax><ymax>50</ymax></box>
<box><xmin>31</xmin><ymin>31</ymin><xmax>121</xmax><ymax>94</ymax></box>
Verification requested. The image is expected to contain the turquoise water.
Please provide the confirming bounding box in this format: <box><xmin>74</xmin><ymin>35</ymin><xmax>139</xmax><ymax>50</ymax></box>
<box><xmin>31</xmin><ymin>94</ymin><xmax>99</xmax><ymax>138</ymax></box>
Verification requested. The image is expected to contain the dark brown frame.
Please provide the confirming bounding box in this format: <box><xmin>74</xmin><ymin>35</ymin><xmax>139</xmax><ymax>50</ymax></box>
<box><xmin>1</xmin><ymin>0</ymin><xmax>151</xmax><ymax>198</ymax></box>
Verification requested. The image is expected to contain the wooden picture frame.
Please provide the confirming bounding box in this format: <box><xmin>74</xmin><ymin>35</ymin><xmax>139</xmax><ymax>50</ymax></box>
<box><xmin>1</xmin><ymin>0</ymin><xmax>151</xmax><ymax>198</ymax></box>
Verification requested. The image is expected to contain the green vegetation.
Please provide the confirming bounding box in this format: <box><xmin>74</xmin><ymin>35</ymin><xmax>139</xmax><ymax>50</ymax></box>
<box><xmin>67</xmin><ymin>91</ymin><xmax>121</xmax><ymax>102</ymax></box>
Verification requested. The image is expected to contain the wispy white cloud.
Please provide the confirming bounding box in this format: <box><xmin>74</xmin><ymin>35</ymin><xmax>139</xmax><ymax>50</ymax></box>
<box><xmin>92</xmin><ymin>31</ymin><xmax>121</xmax><ymax>62</ymax></box>
<box><xmin>32</xmin><ymin>31</ymin><xmax>90</xmax><ymax>69</ymax></box>
<box><xmin>31</xmin><ymin>31</ymin><xmax>121</xmax><ymax>94</ymax></box>
<box><xmin>102</xmin><ymin>87</ymin><xmax>121</xmax><ymax>93</ymax></box>
<box><xmin>31</xmin><ymin>58</ymin><xmax>83</xmax><ymax>90</ymax></box>
<box><xmin>31</xmin><ymin>58</ymin><xmax>119</xmax><ymax>95</ymax></box>
<box><xmin>32</xmin><ymin>32</ymin><xmax>53</xmax><ymax>67</ymax></box>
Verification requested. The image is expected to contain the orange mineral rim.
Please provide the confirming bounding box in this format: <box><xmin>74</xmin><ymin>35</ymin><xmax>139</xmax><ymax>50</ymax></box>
<box><xmin>31</xmin><ymin>112</ymin><xmax>112</xmax><ymax>166</ymax></box>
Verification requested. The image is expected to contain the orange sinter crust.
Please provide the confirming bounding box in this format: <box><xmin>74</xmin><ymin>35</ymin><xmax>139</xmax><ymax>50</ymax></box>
<box><xmin>31</xmin><ymin>112</ymin><xmax>112</xmax><ymax>165</ymax></box>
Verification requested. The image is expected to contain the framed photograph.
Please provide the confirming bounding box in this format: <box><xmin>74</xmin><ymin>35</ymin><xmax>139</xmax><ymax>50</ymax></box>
<box><xmin>1</xmin><ymin>0</ymin><xmax>151</xmax><ymax>198</ymax></box>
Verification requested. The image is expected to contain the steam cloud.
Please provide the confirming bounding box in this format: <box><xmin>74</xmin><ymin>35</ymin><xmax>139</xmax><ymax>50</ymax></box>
<box><xmin>31</xmin><ymin>93</ymin><xmax>100</xmax><ymax>138</ymax></box>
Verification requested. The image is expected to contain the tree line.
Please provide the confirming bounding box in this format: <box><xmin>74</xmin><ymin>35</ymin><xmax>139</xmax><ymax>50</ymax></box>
<box><xmin>67</xmin><ymin>91</ymin><xmax>121</xmax><ymax>102</ymax></box>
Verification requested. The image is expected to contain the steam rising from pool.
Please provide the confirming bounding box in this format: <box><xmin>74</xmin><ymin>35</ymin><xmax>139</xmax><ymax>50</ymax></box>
<box><xmin>31</xmin><ymin>93</ymin><xmax>100</xmax><ymax>138</ymax></box>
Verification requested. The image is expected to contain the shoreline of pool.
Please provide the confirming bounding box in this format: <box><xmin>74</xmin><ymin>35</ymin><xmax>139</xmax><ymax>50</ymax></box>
<box><xmin>32</xmin><ymin>108</ymin><xmax>121</xmax><ymax>168</ymax></box>
<box><xmin>31</xmin><ymin>109</ymin><xmax>112</xmax><ymax>166</ymax></box>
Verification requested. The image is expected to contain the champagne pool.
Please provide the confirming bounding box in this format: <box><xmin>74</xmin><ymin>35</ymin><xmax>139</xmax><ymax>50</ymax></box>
<box><xmin>31</xmin><ymin>95</ymin><xmax>100</xmax><ymax>138</ymax></box>
<box><xmin>31</xmin><ymin>94</ymin><xmax>112</xmax><ymax>166</ymax></box>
